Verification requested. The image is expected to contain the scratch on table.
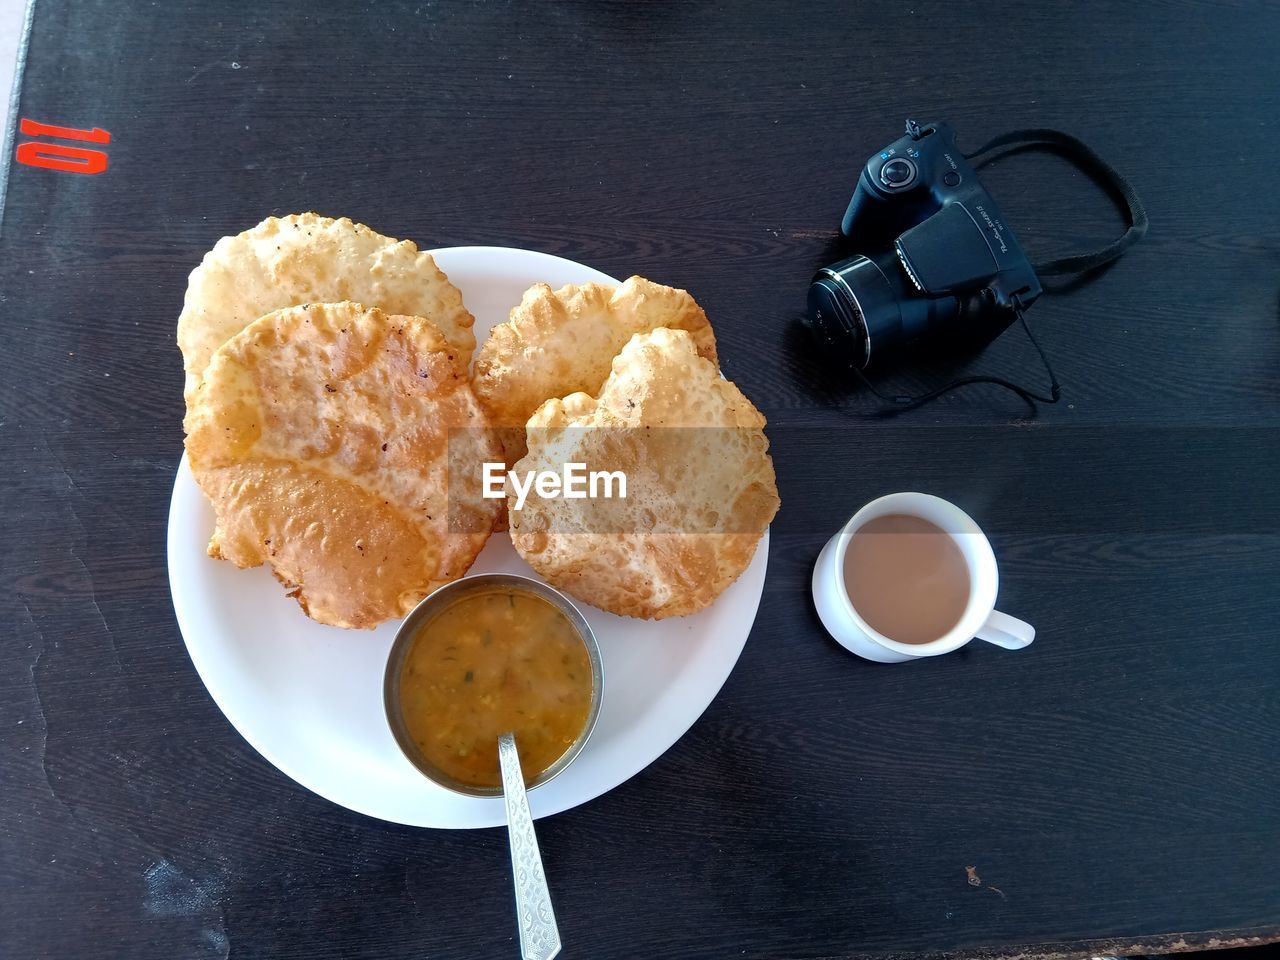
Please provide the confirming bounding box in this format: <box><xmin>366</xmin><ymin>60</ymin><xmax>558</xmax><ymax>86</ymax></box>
<box><xmin>187</xmin><ymin>56</ymin><xmax>240</xmax><ymax>84</ymax></box>
<box><xmin>107</xmin><ymin>450</ymin><xmax>175</xmax><ymax>473</ymax></box>
<box><xmin>43</xmin><ymin>436</ymin><xmax>125</xmax><ymax>675</ymax></box>
<box><xmin>74</xmin><ymin>547</ymin><xmax>122</xmax><ymax>674</ymax></box>
<box><xmin>405</xmin><ymin>862</ymin><xmax>424</xmax><ymax>917</ymax></box>
<box><xmin>17</xmin><ymin>594</ymin><xmax>76</xmax><ymax>824</ymax></box>
<box><xmin>19</xmin><ymin>595</ymin><xmax>46</xmax><ymax>730</ymax></box>
<box><xmin>48</xmin><ymin>437</ymin><xmax>129</xmax><ymax>523</ymax></box>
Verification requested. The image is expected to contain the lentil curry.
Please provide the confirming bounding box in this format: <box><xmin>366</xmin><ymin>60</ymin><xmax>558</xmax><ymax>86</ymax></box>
<box><xmin>397</xmin><ymin>587</ymin><xmax>593</xmax><ymax>788</ymax></box>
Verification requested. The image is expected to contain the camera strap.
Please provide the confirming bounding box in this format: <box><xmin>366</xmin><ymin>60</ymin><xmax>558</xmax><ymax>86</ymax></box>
<box><xmin>964</xmin><ymin>127</ymin><xmax>1149</xmax><ymax>276</ymax></box>
<box><xmin>859</xmin><ymin>126</ymin><xmax>1146</xmax><ymax>412</ymax></box>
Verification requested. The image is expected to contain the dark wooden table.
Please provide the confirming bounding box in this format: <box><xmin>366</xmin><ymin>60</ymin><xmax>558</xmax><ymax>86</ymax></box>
<box><xmin>3</xmin><ymin>1</ymin><xmax>1278</xmax><ymax>958</ymax></box>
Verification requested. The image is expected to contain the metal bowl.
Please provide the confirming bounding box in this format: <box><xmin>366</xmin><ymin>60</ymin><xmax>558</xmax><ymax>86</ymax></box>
<box><xmin>383</xmin><ymin>573</ymin><xmax>604</xmax><ymax>798</ymax></box>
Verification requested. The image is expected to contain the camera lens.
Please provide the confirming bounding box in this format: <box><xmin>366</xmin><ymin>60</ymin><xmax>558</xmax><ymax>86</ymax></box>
<box><xmin>807</xmin><ymin>274</ymin><xmax>871</xmax><ymax>368</ymax></box>
<box><xmin>879</xmin><ymin>157</ymin><xmax>916</xmax><ymax>188</ymax></box>
<box><xmin>806</xmin><ymin>256</ymin><xmax>904</xmax><ymax>369</ymax></box>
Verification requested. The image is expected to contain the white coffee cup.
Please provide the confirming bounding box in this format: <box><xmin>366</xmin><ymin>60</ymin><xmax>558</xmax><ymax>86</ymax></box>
<box><xmin>812</xmin><ymin>492</ymin><xmax>1034</xmax><ymax>663</ymax></box>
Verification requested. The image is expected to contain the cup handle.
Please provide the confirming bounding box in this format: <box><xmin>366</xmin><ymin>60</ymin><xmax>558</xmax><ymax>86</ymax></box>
<box><xmin>975</xmin><ymin>610</ymin><xmax>1035</xmax><ymax>650</ymax></box>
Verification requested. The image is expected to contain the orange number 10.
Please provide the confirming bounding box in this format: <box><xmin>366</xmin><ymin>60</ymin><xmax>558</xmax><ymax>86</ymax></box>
<box><xmin>16</xmin><ymin>118</ymin><xmax>111</xmax><ymax>175</ymax></box>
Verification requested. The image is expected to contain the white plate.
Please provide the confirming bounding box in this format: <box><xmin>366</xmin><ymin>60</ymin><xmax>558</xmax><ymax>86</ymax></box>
<box><xmin>167</xmin><ymin>246</ymin><xmax>768</xmax><ymax>828</ymax></box>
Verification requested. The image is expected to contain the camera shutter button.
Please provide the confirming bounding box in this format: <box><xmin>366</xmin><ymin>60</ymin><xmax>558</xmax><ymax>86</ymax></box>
<box><xmin>879</xmin><ymin>157</ymin><xmax>916</xmax><ymax>188</ymax></box>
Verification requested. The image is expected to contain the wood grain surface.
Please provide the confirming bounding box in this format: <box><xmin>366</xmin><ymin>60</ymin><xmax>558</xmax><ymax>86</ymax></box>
<box><xmin>2</xmin><ymin>1</ymin><xmax>1279</xmax><ymax>958</ymax></box>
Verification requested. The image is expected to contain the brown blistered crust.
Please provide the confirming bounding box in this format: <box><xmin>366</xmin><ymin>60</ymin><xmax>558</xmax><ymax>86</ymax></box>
<box><xmin>177</xmin><ymin>212</ymin><xmax>475</xmax><ymax>404</ymax></box>
<box><xmin>473</xmin><ymin>276</ymin><xmax>718</xmax><ymax>465</ymax></box>
<box><xmin>185</xmin><ymin>301</ymin><xmax>500</xmax><ymax>629</ymax></box>
<box><xmin>508</xmin><ymin>328</ymin><xmax>778</xmax><ymax>620</ymax></box>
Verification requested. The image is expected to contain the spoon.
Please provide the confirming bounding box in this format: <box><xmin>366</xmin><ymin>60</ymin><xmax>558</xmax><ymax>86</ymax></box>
<box><xmin>497</xmin><ymin>732</ymin><xmax>562</xmax><ymax>960</ymax></box>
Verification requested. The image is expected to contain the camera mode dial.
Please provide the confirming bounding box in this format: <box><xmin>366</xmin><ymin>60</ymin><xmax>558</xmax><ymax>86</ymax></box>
<box><xmin>879</xmin><ymin>157</ymin><xmax>917</xmax><ymax>189</ymax></box>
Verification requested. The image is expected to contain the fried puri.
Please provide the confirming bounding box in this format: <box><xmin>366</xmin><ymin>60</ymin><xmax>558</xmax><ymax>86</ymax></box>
<box><xmin>184</xmin><ymin>302</ymin><xmax>500</xmax><ymax>629</ymax></box>
<box><xmin>177</xmin><ymin>212</ymin><xmax>475</xmax><ymax>402</ymax></box>
<box><xmin>509</xmin><ymin>328</ymin><xmax>778</xmax><ymax>620</ymax></box>
<box><xmin>473</xmin><ymin>277</ymin><xmax>718</xmax><ymax>464</ymax></box>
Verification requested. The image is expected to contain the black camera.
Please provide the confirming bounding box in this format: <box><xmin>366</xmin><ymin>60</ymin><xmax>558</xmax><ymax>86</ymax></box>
<box><xmin>807</xmin><ymin>120</ymin><xmax>1042</xmax><ymax>369</ymax></box>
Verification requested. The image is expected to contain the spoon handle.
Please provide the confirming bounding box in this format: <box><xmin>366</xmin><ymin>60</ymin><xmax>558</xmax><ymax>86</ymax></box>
<box><xmin>498</xmin><ymin>732</ymin><xmax>562</xmax><ymax>960</ymax></box>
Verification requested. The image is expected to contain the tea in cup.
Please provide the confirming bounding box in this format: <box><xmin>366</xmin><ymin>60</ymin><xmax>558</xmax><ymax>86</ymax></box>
<box><xmin>812</xmin><ymin>492</ymin><xmax>1034</xmax><ymax>663</ymax></box>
